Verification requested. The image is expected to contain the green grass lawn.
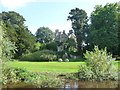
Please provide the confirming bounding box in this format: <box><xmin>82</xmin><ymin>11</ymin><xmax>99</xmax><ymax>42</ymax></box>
<box><xmin>9</xmin><ymin>61</ymin><xmax>119</xmax><ymax>73</ymax></box>
<box><xmin>9</xmin><ymin>61</ymin><xmax>85</xmax><ymax>73</ymax></box>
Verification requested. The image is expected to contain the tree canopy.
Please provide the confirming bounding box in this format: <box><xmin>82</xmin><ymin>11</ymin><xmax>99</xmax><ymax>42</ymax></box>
<box><xmin>1</xmin><ymin>11</ymin><xmax>36</xmax><ymax>58</ymax></box>
<box><xmin>67</xmin><ymin>8</ymin><xmax>89</xmax><ymax>56</ymax></box>
<box><xmin>35</xmin><ymin>27</ymin><xmax>54</xmax><ymax>43</ymax></box>
<box><xmin>88</xmin><ymin>3</ymin><xmax>119</xmax><ymax>54</ymax></box>
<box><xmin>117</xmin><ymin>2</ymin><xmax>120</xmax><ymax>55</ymax></box>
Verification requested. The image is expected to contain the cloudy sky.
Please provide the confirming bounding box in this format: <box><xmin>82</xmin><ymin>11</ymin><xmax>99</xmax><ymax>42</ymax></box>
<box><xmin>0</xmin><ymin>0</ymin><xmax>119</xmax><ymax>34</ymax></box>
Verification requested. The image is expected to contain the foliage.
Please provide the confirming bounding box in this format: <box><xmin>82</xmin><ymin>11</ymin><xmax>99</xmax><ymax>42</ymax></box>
<box><xmin>34</xmin><ymin>42</ymin><xmax>45</xmax><ymax>51</ymax></box>
<box><xmin>0</xmin><ymin>25</ymin><xmax>2</xmax><ymax>84</ymax></box>
<box><xmin>65</xmin><ymin>73</ymin><xmax>78</xmax><ymax>80</ymax></box>
<box><xmin>57</xmin><ymin>51</ymin><xmax>65</xmax><ymax>58</ymax></box>
<box><xmin>78</xmin><ymin>65</ymin><xmax>96</xmax><ymax>81</ymax></box>
<box><xmin>2</xmin><ymin>66</ymin><xmax>63</xmax><ymax>88</ymax></box>
<box><xmin>2</xmin><ymin>67</ymin><xmax>19</xmax><ymax>84</ymax></box>
<box><xmin>2</xmin><ymin>35</ymin><xmax>17</xmax><ymax>58</ymax></box>
<box><xmin>1</xmin><ymin>22</ymin><xmax>17</xmax><ymax>59</ymax></box>
<box><xmin>1</xmin><ymin>22</ymin><xmax>17</xmax><ymax>84</ymax></box>
<box><xmin>67</xmin><ymin>8</ymin><xmax>89</xmax><ymax>56</ymax></box>
<box><xmin>88</xmin><ymin>3</ymin><xmax>119</xmax><ymax>54</ymax></box>
<box><xmin>117</xmin><ymin>3</ymin><xmax>120</xmax><ymax>55</ymax></box>
<box><xmin>65</xmin><ymin>31</ymin><xmax>77</xmax><ymax>55</ymax></box>
<box><xmin>20</xmin><ymin>50</ymin><xmax>57</xmax><ymax>62</ymax></box>
<box><xmin>13</xmin><ymin>68</ymin><xmax>36</xmax><ymax>82</ymax></box>
<box><xmin>78</xmin><ymin>46</ymin><xmax>118</xmax><ymax>81</ymax></box>
<box><xmin>46</xmin><ymin>41</ymin><xmax>57</xmax><ymax>51</ymax></box>
<box><xmin>1</xmin><ymin>11</ymin><xmax>36</xmax><ymax>58</ymax></box>
<box><xmin>1</xmin><ymin>36</ymin><xmax>16</xmax><ymax>83</ymax></box>
<box><xmin>2</xmin><ymin>67</ymin><xmax>35</xmax><ymax>84</ymax></box>
<box><xmin>32</xmin><ymin>74</ymin><xmax>63</xmax><ymax>88</ymax></box>
<box><xmin>36</xmin><ymin>27</ymin><xmax>54</xmax><ymax>43</ymax></box>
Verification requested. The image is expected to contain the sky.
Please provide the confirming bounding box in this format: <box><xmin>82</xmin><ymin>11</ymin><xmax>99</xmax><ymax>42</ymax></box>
<box><xmin>0</xmin><ymin>0</ymin><xmax>119</xmax><ymax>34</ymax></box>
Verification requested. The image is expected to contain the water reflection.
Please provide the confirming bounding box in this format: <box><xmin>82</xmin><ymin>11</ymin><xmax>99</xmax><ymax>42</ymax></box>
<box><xmin>2</xmin><ymin>80</ymin><xmax>119</xmax><ymax>89</ymax></box>
<box><xmin>63</xmin><ymin>80</ymin><xmax>119</xmax><ymax>88</ymax></box>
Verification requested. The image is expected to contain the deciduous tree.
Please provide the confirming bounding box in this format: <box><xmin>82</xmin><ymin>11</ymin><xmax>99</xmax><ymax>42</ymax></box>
<box><xmin>88</xmin><ymin>3</ymin><xmax>119</xmax><ymax>54</ymax></box>
<box><xmin>36</xmin><ymin>27</ymin><xmax>54</xmax><ymax>43</ymax></box>
<box><xmin>1</xmin><ymin>11</ymin><xmax>36</xmax><ymax>58</ymax></box>
<box><xmin>67</xmin><ymin>8</ymin><xmax>89</xmax><ymax>56</ymax></box>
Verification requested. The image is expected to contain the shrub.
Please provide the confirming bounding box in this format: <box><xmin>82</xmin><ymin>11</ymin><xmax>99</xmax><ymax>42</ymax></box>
<box><xmin>65</xmin><ymin>73</ymin><xmax>78</xmax><ymax>80</ymax></box>
<box><xmin>13</xmin><ymin>68</ymin><xmax>36</xmax><ymax>82</ymax></box>
<box><xmin>34</xmin><ymin>42</ymin><xmax>45</xmax><ymax>51</ymax></box>
<box><xmin>1</xmin><ymin>30</ymin><xmax>17</xmax><ymax>84</ymax></box>
<box><xmin>64</xmin><ymin>58</ymin><xmax>69</xmax><ymax>62</ymax></box>
<box><xmin>78</xmin><ymin>65</ymin><xmax>96</xmax><ymax>81</ymax></box>
<box><xmin>32</xmin><ymin>75</ymin><xmax>63</xmax><ymax>88</ymax></box>
<box><xmin>57</xmin><ymin>51</ymin><xmax>65</xmax><ymax>58</ymax></box>
<box><xmin>2</xmin><ymin>67</ymin><xmax>18</xmax><ymax>84</ymax></box>
<box><xmin>78</xmin><ymin>46</ymin><xmax>118</xmax><ymax>81</ymax></box>
<box><xmin>46</xmin><ymin>42</ymin><xmax>57</xmax><ymax>51</ymax></box>
<box><xmin>2</xmin><ymin>66</ymin><xmax>64</xmax><ymax>88</ymax></box>
<box><xmin>30</xmin><ymin>74</ymin><xmax>63</xmax><ymax>88</ymax></box>
<box><xmin>2</xmin><ymin>67</ymin><xmax>33</xmax><ymax>84</ymax></box>
<box><xmin>20</xmin><ymin>50</ymin><xmax>57</xmax><ymax>62</ymax></box>
<box><xmin>58</xmin><ymin>58</ymin><xmax>63</xmax><ymax>62</ymax></box>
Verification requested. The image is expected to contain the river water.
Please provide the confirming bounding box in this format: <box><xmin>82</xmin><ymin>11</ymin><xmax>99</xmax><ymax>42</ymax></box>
<box><xmin>63</xmin><ymin>80</ymin><xmax>119</xmax><ymax>88</ymax></box>
<box><xmin>2</xmin><ymin>80</ymin><xmax>119</xmax><ymax>89</ymax></box>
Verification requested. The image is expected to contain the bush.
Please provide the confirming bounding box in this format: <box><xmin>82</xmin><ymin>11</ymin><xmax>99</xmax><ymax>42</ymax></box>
<box><xmin>2</xmin><ymin>67</ymin><xmax>63</xmax><ymax>88</ymax></box>
<box><xmin>1</xmin><ymin>29</ymin><xmax>17</xmax><ymax>84</ymax></box>
<box><xmin>34</xmin><ymin>42</ymin><xmax>45</xmax><ymax>51</ymax></box>
<box><xmin>13</xmin><ymin>68</ymin><xmax>36</xmax><ymax>82</ymax></box>
<box><xmin>78</xmin><ymin>65</ymin><xmax>96</xmax><ymax>81</ymax></box>
<box><xmin>65</xmin><ymin>73</ymin><xmax>78</xmax><ymax>80</ymax></box>
<box><xmin>57</xmin><ymin>51</ymin><xmax>65</xmax><ymax>58</ymax></box>
<box><xmin>78</xmin><ymin>46</ymin><xmax>118</xmax><ymax>81</ymax></box>
<box><xmin>2</xmin><ymin>67</ymin><xmax>18</xmax><ymax>84</ymax></box>
<box><xmin>58</xmin><ymin>58</ymin><xmax>63</xmax><ymax>62</ymax></box>
<box><xmin>20</xmin><ymin>50</ymin><xmax>57</xmax><ymax>62</ymax></box>
<box><xmin>2</xmin><ymin>66</ymin><xmax>63</xmax><ymax>87</ymax></box>
<box><xmin>32</xmin><ymin>75</ymin><xmax>63</xmax><ymax>88</ymax></box>
<box><xmin>2</xmin><ymin>67</ymin><xmax>35</xmax><ymax>84</ymax></box>
<box><xmin>46</xmin><ymin>42</ymin><xmax>57</xmax><ymax>51</ymax></box>
<box><xmin>64</xmin><ymin>58</ymin><xmax>69</xmax><ymax>62</ymax></box>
